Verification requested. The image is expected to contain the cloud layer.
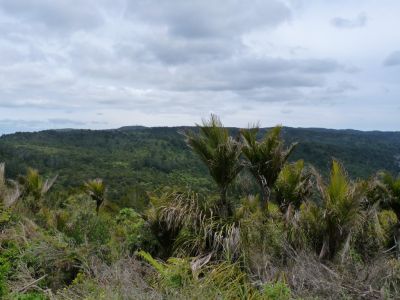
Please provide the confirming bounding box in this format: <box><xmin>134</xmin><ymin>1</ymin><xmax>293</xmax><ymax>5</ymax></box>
<box><xmin>0</xmin><ymin>0</ymin><xmax>399</xmax><ymax>132</ymax></box>
<box><xmin>331</xmin><ymin>13</ymin><xmax>367</xmax><ymax>29</ymax></box>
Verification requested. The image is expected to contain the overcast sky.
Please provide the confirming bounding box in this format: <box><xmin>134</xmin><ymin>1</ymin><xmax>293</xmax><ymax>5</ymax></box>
<box><xmin>0</xmin><ymin>0</ymin><xmax>399</xmax><ymax>133</ymax></box>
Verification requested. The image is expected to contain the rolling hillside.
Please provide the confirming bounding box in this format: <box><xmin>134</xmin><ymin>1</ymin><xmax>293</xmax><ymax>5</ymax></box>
<box><xmin>0</xmin><ymin>126</ymin><xmax>399</xmax><ymax>203</ymax></box>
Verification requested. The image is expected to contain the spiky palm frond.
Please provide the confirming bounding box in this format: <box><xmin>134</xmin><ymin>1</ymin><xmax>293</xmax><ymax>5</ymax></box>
<box><xmin>23</xmin><ymin>168</ymin><xmax>57</xmax><ymax>201</ymax></box>
<box><xmin>275</xmin><ymin>160</ymin><xmax>313</xmax><ymax>215</ymax></box>
<box><xmin>84</xmin><ymin>178</ymin><xmax>106</xmax><ymax>214</ymax></box>
<box><xmin>24</xmin><ymin>168</ymin><xmax>43</xmax><ymax>201</ymax></box>
<box><xmin>241</xmin><ymin>125</ymin><xmax>297</xmax><ymax>210</ymax></box>
<box><xmin>315</xmin><ymin>160</ymin><xmax>366</xmax><ymax>260</ymax></box>
<box><xmin>378</xmin><ymin>172</ymin><xmax>400</xmax><ymax>257</ymax></box>
<box><xmin>184</xmin><ymin>114</ymin><xmax>242</xmax><ymax>217</ymax></box>
<box><xmin>0</xmin><ymin>162</ymin><xmax>21</xmax><ymax>208</ymax></box>
<box><xmin>155</xmin><ymin>191</ymin><xmax>241</xmax><ymax>260</ymax></box>
<box><xmin>380</xmin><ymin>172</ymin><xmax>400</xmax><ymax>219</ymax></box>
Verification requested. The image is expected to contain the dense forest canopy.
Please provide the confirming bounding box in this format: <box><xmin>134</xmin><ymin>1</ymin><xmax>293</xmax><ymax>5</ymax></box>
<box><xmin>1</xmin><ymin>126</ymin><xmax>399</xmax><ymax>204</ymax></box>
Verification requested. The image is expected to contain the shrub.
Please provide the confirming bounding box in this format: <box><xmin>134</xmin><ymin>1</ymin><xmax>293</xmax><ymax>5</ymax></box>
<box><xmin>0</xmin><ymin>256</ymin><xmax>11</xmax><ymax>298</ymax></box>
<box><xmin>262</xmin><ymin>281</ymin><xmax>291</xmax><ymax>300</ymax></box>
<box><xmin>58</xmin><ymin>196</ymin><xmax>111</xmax><ymax>246</ymax></box>
<box><xmin>111</xmin><ymin>208</ymin><xmax>158</xmax><ymax>255</ymax></box>
<box><xmin>13</xmin><ymin>292</ymin><xmax>47</xmax><ymax>300</ymax></box>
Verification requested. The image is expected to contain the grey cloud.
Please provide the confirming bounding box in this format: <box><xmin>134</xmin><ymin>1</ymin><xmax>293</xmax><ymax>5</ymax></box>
<box><xmin>128</xmin><ymin>0</ymin><xmax>291</xmax><ymax>39</ymax></box>
<box><xmin>0</xmin><ymin>0</ymin><xmax>363</xmax><ymax>131</ymax></box>
<box><xmin>167</xmin><ymin>57</ymin><xmax>341</xmax><ymax>92</ymax></box>
<box><xmin>281</xmin><ymin>109</ymin><xmax>293</xmax><ymax>114</ymax></box>
<box><xmin>48</xmin><ymin>118</ymin><xmax>85</xmax><ymax>126</ymax></box>
<box><xmin>331</xmin><ymin>13</ymin><xmax>367</xmax><ymax>29</ymax></box>
<box><xmin>383</xmin><ymin>51</ymin><xmax>400</xmax><ymax>67</ymax></box>
<box><xmin>0</xmin><ymin>118</ymin><xmax>86</xmax><ymax>134</ymax></box>
<box><xmin>326</xmin><ymin>81</ymin><xmax>357</xmax><ymax>94</ymax></box>
<box><xmin>145</xmin><ymin>37</ymin><xmax>237</xmax><ymax>65</ymax></box>
<box><xmin>0</xmin><ymin>0</ymin><xmax>104</xmax><ymax>32</ymax></box>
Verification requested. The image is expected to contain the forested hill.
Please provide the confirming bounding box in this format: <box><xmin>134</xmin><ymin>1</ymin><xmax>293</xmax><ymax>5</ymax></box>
<box><xmin>0</xmin><ymin>126</ymin><xmax>399</xmax><ymax>202</ymax></box>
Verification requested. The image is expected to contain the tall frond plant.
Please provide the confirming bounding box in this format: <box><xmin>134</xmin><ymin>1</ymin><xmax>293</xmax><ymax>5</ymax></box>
<box><xmin>184</xmin><ymin>114</ymin><xmax>242</xmax><ymax>217</ymax></box>
<box><xmin>84</xmin><ymin>178</ymin><xmax>106</xmax><ymax>215</ymax></box>
<box><xmin>275</xmin><ymin>160</ymin><xmax>313</xmax><ymax>218</ymax></box>
<box><xmin>0</xmin><ymin>163</ymin><xmax>21</xmax><ymax>208</ymax></box>
<box><xmin>380</xmin><ymin>172</ymin><xmax>400</xmax><ymax>257</ymax></box>
<box><xmin>155</xmin><ymin>191</ymin><xmax>241</xmax><ymax>260</ymax></box>
<box><xmin>241</xmin><ymin>126</ymin><xmax>296</xmax><ymax>211</ymax></box>
<box><xmin>313</xmin><ymin>160</ymin><xmax>365</xmax><ymax>260</ymax></box>
<box><xmin>20</xmin><ymin>167</ymin><xmax>57</xmax><ymax>212</ymax></box>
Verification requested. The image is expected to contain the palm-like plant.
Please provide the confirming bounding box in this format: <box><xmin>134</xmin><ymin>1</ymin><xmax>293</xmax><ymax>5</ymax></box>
<box><xmin>84</xmin><ymin>178</ymin><xmax>106</xmax><ymax>215</ymax></box>
<box><xmin>380</xmin><ymin>172</ymin><xmax>400</xmax><ymax>219</ymax></box>
<box><xmin>314</xmin><ymin>160</ymin><xmax>365</xmax><ymax>260</ymax></box>
<box><xmin>154</xmin><ymin>191</ymin><xmax>241</xmax><ymax>260</ymax></box>
<box><xmin>241</xmin><ymin>126</ymin><xmax>296</xmax><ymax>211</ymax></box>
<box><xmin>23</xmin><ymin>168</ymin><xmax>57</xmax><ymax>199</ymax></box>
<box><xmin>0</xmin><ymin>163</ymin><xmax>21</xmax><ymax>208</ymax></box>
<box><xmin>275</xmin><ymin>160</ymin><xmax>313</xmax><ymax>218</ymax></box>
<box><xmin>380</xmin><ymin>172</ymin><xmax>400</xmax><ymax>256</ymax></box>
<box><xmin>20</xmin><ymin>168</ymin><xmax>57</xmax><ymax>212</ymax></box>
<box><xmin>184</xmin><ymin>114</ymin><xmax>242</xmax><ymax>217</ymax></box>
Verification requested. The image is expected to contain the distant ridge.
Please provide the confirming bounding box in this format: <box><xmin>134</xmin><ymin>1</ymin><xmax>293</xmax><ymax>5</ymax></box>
<box><xmin>0</xmin><ymin>126</ymin><xmax>399</xmax><ymax>201</ymax></box>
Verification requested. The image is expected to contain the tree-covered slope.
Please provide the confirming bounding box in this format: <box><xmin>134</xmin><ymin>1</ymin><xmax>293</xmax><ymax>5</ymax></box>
<box><xmin>0</xmin><ymin>126</ymin><xmax>399</xmax><ymax>202</ymax></box>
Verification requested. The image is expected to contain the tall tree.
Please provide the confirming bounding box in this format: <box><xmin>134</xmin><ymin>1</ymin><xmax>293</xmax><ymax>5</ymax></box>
<box><xmin>184</xmin><ymin>114</ymin><xmax>242</xmax><ymax>217</ymax></box>
<box><xmin>241</xmin><ymin>126</ymin><xmax>296</xmax><ymax>211</ymax></box>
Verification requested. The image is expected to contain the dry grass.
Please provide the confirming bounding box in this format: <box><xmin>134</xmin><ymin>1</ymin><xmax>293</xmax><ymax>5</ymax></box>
<box><xmin>285</xmin><ymin>251</ymin><xmax>400</xmax><ymax>299</ymax></box>
<box><xmin>56</xmin><ymin>256</ymin><xmax>161</xmax><ymax>300</ymax></box>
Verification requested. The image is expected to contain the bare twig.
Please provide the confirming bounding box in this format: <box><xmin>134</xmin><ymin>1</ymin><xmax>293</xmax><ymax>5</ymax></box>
<box><xmin>17</xmin><ymin>274</ymin><xmax>47</xmax><ymax>293</ymax></box>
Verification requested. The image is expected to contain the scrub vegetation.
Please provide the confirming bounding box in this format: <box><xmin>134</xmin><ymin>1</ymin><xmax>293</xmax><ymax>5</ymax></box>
<box><xmin>1</xmin><ymin>115</ymin><xmax>400</xmax><ymax>299</ymax></box>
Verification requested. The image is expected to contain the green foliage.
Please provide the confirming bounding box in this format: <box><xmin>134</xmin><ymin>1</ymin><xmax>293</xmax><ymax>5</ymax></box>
<box><xmin>184</xmin><ymin>114</ymin><xmax>242</xmax><ymax>216</ymax></box>
<box><xmin>240</xmin><ymin>203</ymin><xmax>288</xmax><ymax>276</ymax></box>
<box><xmin>148</xmin><ymin>191</ymin><xmax>241</xmax><ymax>260</ymax></box>
<box><xmin>0</xmin><ymin>207</ymin><xmax>11</xmax><ymax>229</ymax></box>
<box><xmin>112</xmin><ymin>208</ymin><xmax>158</xmax><ymax>255</ymax></box>
<box><xmin>14</xmin><ymin>292</ymin><xmax>47</xmax><ymax>300</ymax></box>
<box><xmin>84</xmin><ymin>178</ymin><xmax>106</xmax><ymax>214</ymax></box>
<box><xmin>18</xmin><ymin>168</ymin><xmax>56</xmax><ymax>213</ymax></box>
<box><xmin>1</xmin><ymin>126</ymin><xmax>400</xmax><ymax>207</ymax></box>
<box><xmin>139</xmin><ymin>250</ymin><xmax>263</xmax><ymax>299</ymax></box>
<box><xmin>0</xmin><ymin>256</ymin><xmax>11</xmax><ymax>297</ymax></box>
<box><xmin>0</xmin><ymin>163</ymin><xmax>21</xmax><ymax>208</ymax></box>
<box><xmin>262</xmin><ymin>281</ymin><xmax>292</xmax><ymax>300</ymax></box>
<box><xmin>302</xmin><ymin>160</ymin><xmax>365</xmax><ymax>260</ymax></box>
<box><xmin>139</xmin><ymin>250</ymin><xmax>191</xmax><ymax>289</ymax></box>
<box><xmin>241</xmin><ymin>125</ymin><xmax>296</xmax><ymax>210</ymax></box>
<box><xmin>275</xmin><ymin>159</ymin><xmax>313</xmax><ymax>214</ymax></box>
<box><xmin>62</xmin><ymin>209</ymin><xmax>110</xmax><ymax>246</ymax></box>
<box><xmin>118</xmin><ymin>186</ymin><xmax>150</xmax><ymax>212</ymax></box>
<box><xmin>2</xmin><ymin>117</ymin><xmax>400</xmax><ymax>299</ymax></box>
<box><xmin>379</xmin><ymin>209</ymin><xmax>398</xmax><ymax>236</ymax></box>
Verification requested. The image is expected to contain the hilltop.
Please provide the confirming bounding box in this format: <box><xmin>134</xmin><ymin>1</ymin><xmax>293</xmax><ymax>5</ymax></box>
<box><xmin>0</xmin><ymin>126</ymin><xmax>399</xmax><ymax>203</ymax></box>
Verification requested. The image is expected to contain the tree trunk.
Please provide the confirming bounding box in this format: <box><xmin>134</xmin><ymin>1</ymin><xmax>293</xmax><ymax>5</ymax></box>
<box><xmin>319</xmin><ymin>235</ymin><xmax>329</xmax><ymax>260</ymax></box>
<box><xmin>395</xmin><ymin>223</ymin><xmax>400</xmax><ymax>259</ymax></box>
<box><xmin>219</xmin><ymin>187</ymin><xmax>232</xmax><ymax>218</ymax></box>
<box><xmin>259</xmin><ymin>177</ymin><xmax>270</xmax><ymax>213</ymax></box>
<box><xmin>285</xmin><ymin>203</ymin><xmax>293</xmax><ymax>223</ymax></box>
<box><xmin>95</xmin><ymin>197</ymin><xmax>102</xmax><ymax>215</ymax></box>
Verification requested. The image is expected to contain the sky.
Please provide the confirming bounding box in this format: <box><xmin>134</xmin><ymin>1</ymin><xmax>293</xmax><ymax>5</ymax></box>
<box><xmin>0</xmin><ymin>0</ymin><xmax>399</xmax><ymax>134</ymax></box>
